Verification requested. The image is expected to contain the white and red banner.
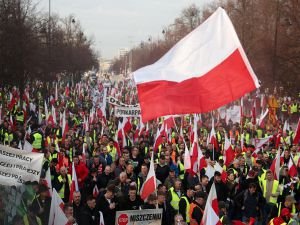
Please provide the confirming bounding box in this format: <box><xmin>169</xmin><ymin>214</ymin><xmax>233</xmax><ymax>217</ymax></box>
<box><xmin>0</xmin><ymin>145</ymin><xmax>43</xmax><ymax>186</ymax></box>
<box><xmin>115</xmin><ymin>209</ymin><xmax>162</xmax><ymax>225</ymax></box>
<box><xmin>134</xmin><ymin>7</ymin><xmax>259</xmax><ymax>122</ymax></box>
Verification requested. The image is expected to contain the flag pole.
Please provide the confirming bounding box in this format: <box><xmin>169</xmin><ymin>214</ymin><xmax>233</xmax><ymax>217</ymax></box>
<box><xmin>212</xmin><ymin>143</ymin><xmax>214</xmax><ymax>161</ymax></box>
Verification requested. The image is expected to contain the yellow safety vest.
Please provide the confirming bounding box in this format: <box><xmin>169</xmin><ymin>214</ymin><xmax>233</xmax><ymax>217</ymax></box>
<box><xmin>56</xmin><ymin>129</ymin><xmax>62</xmax><ymax>142</ymax></box>
<box><xmin>137</xmin><ymin>177</ymin><xmax>141</xmax><ymax>195</ymax></box>
<box><xmin>178</xmin><ymin>162</ymin><xmax>185</xmax><ymax>180</ymax></box>
<box><xmin>262</xmin><ymin>180</ymin><xmax>279</xmax><ymax>204</ymax></box>
<box><xmin>49</xmin><ymin>152</ymin><xmax>58</xmax><ymax>162</ymax></box>
<box><xmin>4</xmin><ymin>132</ymin><xmax>13</xmax><ymax>145</ymax></box>
<box><xmin>23</xmin><ymin>215</ymin><xmax>42</xmax><ymax>225</ymax></box>
<box><xmin>257</xmin><ymin>129</ymin><xmax>263</xmax><ymax>139</ymax></box>
<box><xmin>281</xmin><ymin>103</ymin><xmax>288</xmax><ymax>112</ymax></box>
<box><xmin>258</xmin><ymin>169</ymin><xmax>266</xmax><ymax>188</ymax></box>
<box><xmin>180</xmin><ymin>196</ymin><xmax>190</xmax><ymax>223</ymax></box>
<box><xmin>245</xmin><ymin>133</ymin><xmax>250</xmax><ymax>145</ymax></box>
<box><xmin>16</xmin><ymin>112</ymin><xmax>24</xmax><ymax>122</ymax></box>
<box><xmin>32</xmin><ymin>132</ymin><xmax>42</xmax><ymax>149</ymax></box>
<box><xmin>169</xmin><ymin>187</ymin><xmax>181</xmax><ymax>210</ymax></box>
<box><xmin>290</xmin><ymin>104</ymin><xmax>298</xmax><ymax>113</ymax></box>
<box><xmin>57</xmin><ymin>174</ymin><xmax>72</xmax><ymax>199</ymax></box>
<box><xmin>107</xmin><ymin>145</ymin><xmax>117</xmax><ymax>161</ymax></box>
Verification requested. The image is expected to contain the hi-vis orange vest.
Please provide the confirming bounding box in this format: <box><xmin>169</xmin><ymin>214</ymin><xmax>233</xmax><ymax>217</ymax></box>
<box><xmin>189</xmin><ymin>202</ymin><xmax>203</xmax><ymax>225</ymax></box>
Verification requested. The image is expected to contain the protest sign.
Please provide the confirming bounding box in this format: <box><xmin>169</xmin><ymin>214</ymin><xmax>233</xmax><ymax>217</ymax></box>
<box><xmin>0</xmin><ymin>145</ymin><xmax>43</xmax><ymax>186</ymax></box>
<box><xmin>226</xmin><ymin>105</ymin><xmax>241</xmax><ymax>124</ymax></box>
<box><xmin>115</xmin><ymin>106</ymin><xmax>141</xmax><ymax>117</ymax></box>
<box><xmin>108</xmin><ymin>96</ymin><xmax>139</xmax><ymax>108</ymax></box>
<box><xmin>115</xmin><ymin>209</ymin><xmax>162</xmax><ymax>225</ymax></box>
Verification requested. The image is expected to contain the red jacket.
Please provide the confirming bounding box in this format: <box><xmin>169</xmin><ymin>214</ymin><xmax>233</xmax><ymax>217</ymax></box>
<box><xmin>74</xmin><ymin>162</ymin><xmax>89</xmax><ymax>189</ymax></box>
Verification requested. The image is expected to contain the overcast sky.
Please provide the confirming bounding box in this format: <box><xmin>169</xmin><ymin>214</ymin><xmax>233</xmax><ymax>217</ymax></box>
<box><xmin>37</xmin><ymin>0</ymin><xmax>212</xmax><ymax>59</ymax></box>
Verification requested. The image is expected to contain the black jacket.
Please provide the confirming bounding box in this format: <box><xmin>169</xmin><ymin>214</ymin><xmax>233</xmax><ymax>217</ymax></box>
<box><xmin>96</xmin><ymin>194</ymin><xmax>116</xmax><ymax>225</ymax></box>
<box><xmin>207</xmin><ymin>180</ymin><xmax>228</xmax><ymax>202</ymax></box>
<box><xmin>79</xmin><ymin>205</ymin><xmax>99</xmax><ymax>225</ymax></box>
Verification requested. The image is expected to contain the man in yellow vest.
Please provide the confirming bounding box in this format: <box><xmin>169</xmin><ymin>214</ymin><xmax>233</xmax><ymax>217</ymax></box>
<box><xmin>55</xmin><ymin>166</ymin><xmax>72</xmax><ymax>203</ymax></box>
<box><xmin>179</xmin><ymin>186</ymin><xmax>194</xmax><ymax>224</ymax></box>
<box><xmin>262</xmin><ymin>170</ymin><xmax>280</xmax><ymax>224</ymax></box>
<box><xmin>177</xmin><ymin>152</ymin><xmax>185</xmax><ymax>180</ymax></box>
<box><xmin>167</xmin><ymin>179</ymin><xmax>183</xmax><ymax>218</ymax></box>
<box><xmin>15</xmin><ymin>106</ymin><xmax>24</xmax><ymax>125</ymax></box>
<box><xmin>29</xmin><ymin>125</ymin><xmax>43</xmax><ymax>152</ymax></box>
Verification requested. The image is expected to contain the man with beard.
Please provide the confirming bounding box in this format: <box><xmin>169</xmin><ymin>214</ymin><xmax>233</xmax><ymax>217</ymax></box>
<box><xmin>207</xmin><ymin>171</ymin><xmax>228</xmax><ymax>202</ymax></box>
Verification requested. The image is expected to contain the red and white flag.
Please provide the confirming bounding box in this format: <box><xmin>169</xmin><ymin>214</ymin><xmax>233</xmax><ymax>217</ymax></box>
<box><xmin>69</xmin><ymin>162</ymin><xmax>79</xmax><ymax>203</ymax></box>
<box><xmin>140</xmin><ymin>152</ymin><xmax>156</xmax><ymax>200</ymax></box>
<box><xmin>210</xmin><ymin>118</ymin><xmax>219</xmax><ymax>152</ymax></box>
<box><xmin>293</xmin><ymin>118</ymin><xmax>300</xmax><ymax>144</ymax></box>
<box><xmin>48</xmin><ymin>189</ymin><xmax>68</xmax><ymax>225</ymax></box>
<box><xmin>133</xmin><ymin>7</ymin><xmax>259</xmax><ymax>122</ymax></box>
<box><xmin>258</xmin><ymin>109</ymin><xmax>269</xmax><ymax>128</ymax></box>
<box><xmin>252</xmin><ymin>136</ymin><xmax>272</xmax><ymax>157</ymax></box>
<box><xmin>201</xmin><ymin>183</ymin><xmax>222</xmax><ymax>225</ymax></box>
<box><xmin>270</xmin><ymin>149</ymin><xmax>281</xmax><ymax>180</ymax></box>
<box><xmin>288</xmin><ymin>156</ymin><xmax>297</xmax><ymax>178</ymax></box>
<box><xmin>224</xmin><ymin>134</ymin><xmax>235</xmax><ymax>167</ymax></box>
<box><xmin>184</xmin><ymin>144</ymin><xmax>191</xmax><ymax>171</ymax></box>
<box><xmin>283</xmin><ymin>120</ymin><xmax>290</xmax><ymax>134</ymax></box>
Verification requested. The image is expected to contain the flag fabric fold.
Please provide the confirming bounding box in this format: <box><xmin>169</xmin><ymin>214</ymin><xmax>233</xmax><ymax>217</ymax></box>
<box><xmin>134</xmin><ymin>7</ymin><xmax>259</xmax><ymax>122</ymax></box>
<box><xmin>270</xmin><ymin>149</ymin><xmax>281</xmax><ymax>180</ymax></box>
<box><xmin>48</xmin><ymin>189</ymin><xmax>68</xmax><ymax>225</ymax></box>
<box><xmin>201</xmin><ymin>183</ymin><xmax>222</xmax><ymax>225</ymax></box>
<box><xmin>69</xmin><ymin>162</ymin><xmax>79</xmax><ymax>203</ymax></box>
<box><xmin>293</xmin><ymin>118</ymin><xmax>300</xmax><ymax>144</ymax></box>
<box><xmin>140</xmin><ymin>152</ymin><xmax>156</xmax><ymax>200</ymax></box>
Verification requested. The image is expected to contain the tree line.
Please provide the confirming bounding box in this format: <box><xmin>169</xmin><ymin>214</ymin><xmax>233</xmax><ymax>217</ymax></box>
<box><xmin>0</xmin><ymin>0</ymin><xmax>98</xmax><ymax>95</ymax></box>
<box><xmin>111</xmin><ymin>0</ymin><xmax>300</xmax><ymax>93</ymax></box>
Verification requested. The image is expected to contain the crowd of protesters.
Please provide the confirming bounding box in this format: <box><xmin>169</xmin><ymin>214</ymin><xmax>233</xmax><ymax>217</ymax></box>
<box><xmin>0</xmin><ymin>74</ymin><xmax>299</xmax><ymax>225</ymax></box>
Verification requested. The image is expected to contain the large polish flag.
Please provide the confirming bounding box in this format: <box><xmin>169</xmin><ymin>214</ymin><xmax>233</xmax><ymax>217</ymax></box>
<box><xmin>134</xmin><ymin>7</ymin><xmax>260</xmax><ymax>122</ymax></box>
<box><xmin>48</xmin><ymin>189</ymin><xmax>68</xmax><ymax>225</ymax></box>
<box><xmin>140</xmin><ymin>152</ymin><xmax>156</xmax><ymax>200</ymax></box>
<box><xmin>201</xmin><ymin>183</ymin><xmax>222</xmax><ymax>225</ymax></box>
